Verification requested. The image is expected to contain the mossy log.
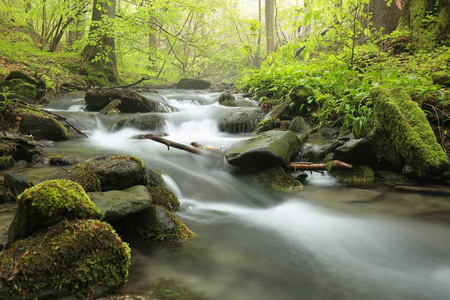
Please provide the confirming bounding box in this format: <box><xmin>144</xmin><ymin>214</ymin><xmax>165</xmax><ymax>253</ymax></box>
<box><xmin>371</xmin><ymin>87</ymin><xmax>448</xmax><ymax>178</ymax></box>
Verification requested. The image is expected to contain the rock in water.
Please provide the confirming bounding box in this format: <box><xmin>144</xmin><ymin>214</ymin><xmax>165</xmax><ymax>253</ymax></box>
<box><xmin>225</xmin><ymin>130</ymin><xmax>307</xmax><ymax>167</ymax></box>
<box><xmin>0</xmin><ymin>219</ymin><xmax>130</xmax><ymax>299</ymax></box>
<box><xmin>371</xmin><ymin>87</ymin><xmax>448</xmax><ymax>179</ymax></box>
<box><xmin>218</xmin><ymin>108</ymin><xmax>264</xmax><ymax>133</ymax></box>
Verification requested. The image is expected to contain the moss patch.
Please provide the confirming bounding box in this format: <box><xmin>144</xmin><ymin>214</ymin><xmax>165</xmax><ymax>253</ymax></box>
<box><xmin>147</xmin><ymin>186</ymin><xmax>180</xmax><ymax>212</ymax></box>
<box><xmin>371</xmin><ymin>87</ymin><xmax>448</xmax><ymax>178</ymax></box>
<box><xmin>331</xmin><ymin>165</ymin><xmax>375</xmax><ymax>185</ymax></box>
<box><xmin>0</xmin><ymin>219</ymin><xmax>130</xmax><ymax>299</ymax></box>
<box><xmin>7</xmin><ymin>179</ymin><xmax>102</xmax><ymax>243</ymax></box>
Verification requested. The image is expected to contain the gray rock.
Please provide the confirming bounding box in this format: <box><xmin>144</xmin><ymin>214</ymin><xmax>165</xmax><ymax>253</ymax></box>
<box><xmin>98</xmin><ymin>99</ymin><xmax>122</xmax><ymax>115</ymax></box>
<box><xmin>332</xmin><ymin>138</ymin><xmax>378</xmax><ymax>167</ymax></box>
<box><xmin>288</xmin><ymin>116</ymin><xmax>311</xmax><ymax>134</ymax></box>
<box><xmin>3</xmin><ymin>173</ymin><xmax>32</xmax><ymax>198</ymax></box>
<box><xmin>218</xmin><ymin>108</ymin><xmax>263</xmax><ymax>133</ymax></box>
<box><xmin>218</xmin><ymin>92</ymin><xmax>236</xmax><ymax>106</ymax></box>
<box><xmin>113</xmin><ymin>113</ymin><xmax>166</xmax><ymax>131</ymax></box>
<box><xmin>88</xmin><ymin>185</ymin><xmax>153</xmax><ymax>222</ymax></box>
<box><xmin>226</xmin><ymin>130</ymin><xmax>307</xmax><ymax>167</ymax></box>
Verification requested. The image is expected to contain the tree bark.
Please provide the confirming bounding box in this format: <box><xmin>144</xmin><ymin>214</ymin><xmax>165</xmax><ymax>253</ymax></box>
<box><xmin>144</xmin><ymin>134</ymin><xmax>224</xmax><ymax>159</ymax></box>
<box><xmin>366</xmin><ymin>0</ymin><xmax>401</xmax><ymax>35</ymax></box>
<box><xmin>82</xmin><ymin>0</ymin><xmax>119</xmax><ymax>84</ymax></box>
<box><xmin>265</xmin><ymin>0</ymin><xmax>276</xmax><ymax>55</ymax></box>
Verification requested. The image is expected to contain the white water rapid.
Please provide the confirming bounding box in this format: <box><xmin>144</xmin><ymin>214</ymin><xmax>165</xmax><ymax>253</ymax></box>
<box><xmin>31</xmin><ymin>90</ymin><xmax>450</xmax><ymax>299</ymax></box>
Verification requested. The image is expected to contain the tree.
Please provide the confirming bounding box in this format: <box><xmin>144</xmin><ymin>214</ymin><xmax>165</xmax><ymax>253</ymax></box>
<box><xmin>82</xmin><ymin>0</ymin><xmax>119</xmax><ymax>84</ymax></box>
<box><xmin>265</xmin><ymin>0</ymin><xmax>276</xmax><ymax>55</ymax></box>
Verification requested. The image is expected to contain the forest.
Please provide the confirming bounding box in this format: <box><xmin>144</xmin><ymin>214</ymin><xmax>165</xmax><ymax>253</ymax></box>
<box><xmin>0</xmin><ymin>0</ymin><xmax>450</xmax><ymax>299</ymax></box>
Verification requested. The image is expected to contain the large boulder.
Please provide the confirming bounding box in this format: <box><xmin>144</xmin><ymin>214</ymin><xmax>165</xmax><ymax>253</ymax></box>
<box><xmin>0</xmin><ymin>172</ymin><xmax>33</xmax><ymax>202</ymax></box>
<box><xmin>218</xmin><ymin>108</ymin><xmax>264</xmax><ymax>133</ymax></box>
<box><xmin>113</xmin><ymin>113</ymin><xmax>166</xmax><ymax>132</ymax></box>
<box><xmin>112</xmin><ymin>205</ymin><xmax>195</xmax><ymax>247</ymax></box>
<box><xmin>88</xmin><ymin>185</ymin><xmax>153</xmax><ymax>222</ymax></box>
<box><xmin>225</xmin><ymin>130</ymin><xmax>307</xmax><ymax>167</ymax></box>
<box><xmin>0</xmin><ymin>219</ymin><xmax>130</xmax><ymax>299</ymax></box>
<box><xmin>288</xmin><ymin>116</ymin><xmax>311</xmax><ymax>134</ymax></box>
<box><xmin>176</xmin><ymin>78</ymin><xmax>211</xmax><ymax>90</ymax></box>
<box><xmin>1</xmin><ymin>70</ymin><xmax>51</xmax><ymax>100</ymax></box>
<box><xmin>58</xmin><ymin>155</ymin><xmax>148</xmax><ymax>192</ymax></box>
<box><xmin>371</xmin><ymin>87</ymin><xmax>448</xmax><ymax>178</ymax></box>
<box><xmin>85</xmin><ymin>89</ymin><xmax>169</xmax><ymax>113</ymax></box>
<box><xmin>7</xmin><ymin>179</ymin><xmax>102</xmax><ymax>244</ymax></box>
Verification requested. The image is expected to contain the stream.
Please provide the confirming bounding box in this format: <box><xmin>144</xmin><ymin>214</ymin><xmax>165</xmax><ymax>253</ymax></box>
<box><xmin>3</xmin><ymin>89</ymin><xmax>450</xmax><ymax>300</ymax></box>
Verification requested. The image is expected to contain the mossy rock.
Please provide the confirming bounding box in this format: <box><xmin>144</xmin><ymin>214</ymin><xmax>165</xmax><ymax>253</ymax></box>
<box><xmin>243</xmin><ymin>166</ymin><xmax>303</xmax><ymax>193</ymax></box>
<box><xmin>0</xmin><ymin>134</ymin><xmax>42</xmax><ymax>169</ymax></box>
<box><xmin>331</xmin><ymin>165</ymin><xmax>375</xmax><ymax>185</ymax></box>
<box><xmin>147</xmin><ymin>186</ymin><xmax>180</xmax><ymax>212</ymax></box>
<box><xmin>226</xmin><ymin>130</ymin><xmax>307</xmax><ymax>167</ymax></box>
<box><xmin>18</xmin><ymin>111</ymin><xmax>70</xmax><ymax>141</ymax></box>
<box><xmin>60</xmin><ymin>155</ymin><xmax>148</xmax><ymax>192</ymax></box>
<box><xmin>431</xmin><ymin>71</ymin><xmax>450</xmax><ymax>87</ymax></box>
<box><xmin>112</xmin><ymin>205</ymin><xmax>195</xmax><ymax>247</ymax></box>
<box><xmin>176</xmin><ymin>78</ymin><xmax>211</xmax><ymax>90</ymax></box>
<box><xmin>7</xmin><ymin>179</ymin><xmax>102</xmax><ymax>243</ymax></box>
<box><xmin>254</xmin><ymin>117</ymin><xmax>277</xmax><ymax>133</ymax></box>
<box><xmin>0</xmin><ymin>219</ymin><xmax>130</xmax><ymax>299</ymax></box>
<box><xmin>371</xmin><ymin>87</ymin><xmax>448</xmax><ymax>179</ymax></box>
<box><xmin>218</xmin><ymin>92</ymin><xmax>236</xmax><ymax>106</ymax></box>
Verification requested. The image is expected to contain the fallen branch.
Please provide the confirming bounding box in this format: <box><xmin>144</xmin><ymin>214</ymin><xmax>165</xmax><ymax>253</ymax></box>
<box><xmin>144</xmin><ymin>134</ymin><xmax>223</xmax><ymax>159</ymax></box>
<box><xmin>103</xmin><ymin>77</ymin><xmax>157</xmax><ymax>92</ymax></box>
<box><xmin>287</xmin><ymin>160</ymin><xmax>353</xmax><ymax>171</ymax></box>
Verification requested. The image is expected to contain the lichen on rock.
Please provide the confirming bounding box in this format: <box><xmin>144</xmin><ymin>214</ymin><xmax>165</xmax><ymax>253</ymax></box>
<box><xmin>147</xmin><ymin>186</ymin><xmax>180</xmax><ymax>212</ymax></box>
<box><xmin>0</xmin><ymin>219</ymin><xmax>130</xmax><ymax>299</ymax></box>
<box><xmin>7</xmin><ymin>179</ymin><xmax>102</xmax><ymax>243</ymax></box>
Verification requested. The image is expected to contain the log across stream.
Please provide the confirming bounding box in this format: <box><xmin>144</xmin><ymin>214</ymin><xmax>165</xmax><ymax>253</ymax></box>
<box><xmin>4</xmin><ymin>89</ymin><xmax>450</xmax><ymax>300</ymax></box>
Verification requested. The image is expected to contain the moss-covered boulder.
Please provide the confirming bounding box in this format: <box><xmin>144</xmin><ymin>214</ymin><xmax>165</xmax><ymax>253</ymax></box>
<box><xmin>225</xmin><ymin>130</ymin><xmax>307</xmax><ymax>167</ymax></box>
<box><xmin>218</xmin><ymin>108</ymin><xmax>264</xmax><ymax>133</ymax></box>
<box><xmin>112</xmin><ymin>205</ymin><xmax>194</xmax><ymax>247</ymax></box>
<box><xmin>85</xmin><ymin>89</ymin><xmax>169</xmax><ymax>113</ymax></box>
<box><xmin>0</xmin><ymin>134</ymin><xmax>42</xmax><ymax>170</ymax></box>
<box><xmin>98</xmin><ymin>99</ymin><xmax>122</xmax><ymax>115</ymax></box>
<box><xmin>88</xmin><ymin>185</ymin><xmax>153</xmax><ymax>222</ymax></box>
<box><xmin>431</xmin><ymin>71</ymin><xmax>450</xmax><ymax>87</ymax></box>
<box><xmin>113</xmin><ymin>113</ymin><xmax>166</xmax><ymax>132</ymax></box>
<box><xmin>147</xmin><ymin>186</ymin><xmax>180</xmax><ymax>212</ymax></box>
<box><xmin>7</xmin><ymin>179</ymin><xmax>102</xmax><ymax>243</ymax></box>
<box><xmin>1</xmin><ymin>70</ymin><xmax>48</xmax><ymax>100</ymax></box>
<box><xmin>244</xmin><ymin>166</ymin><xmax>303</xmax><ymax>193</ymax></box>
<box><xmin>331</xmin><ymin>165</ymin><xmax>375</xmax><ymax>185</ymax></box>
<box><xmin>59</xmin><ymin>155</ymin><xmax>148</xmax><ymax>192</ymax></box>
<box><xmin>218</xmin><ymin>92</ymin><xmax>236</xmax><ymax>106</ymax></box>
<box><xmin>0</xmin><ymin>100</ymin><xmax>80</xmax><ymax>141</ymax></box>
<box><xmin>0</xmin><ymin>219</ymin><xmax>130</xmax><ymax>299</ymax></box>
<box><xmin>176</xmin><ymin>78</ymin><xmax>211</xmax><ymax>90</ymax></box>
<box><xmin>371</xmin><ymin>87</ymin><xmax>448</xmax><ymax>178</ymax></box>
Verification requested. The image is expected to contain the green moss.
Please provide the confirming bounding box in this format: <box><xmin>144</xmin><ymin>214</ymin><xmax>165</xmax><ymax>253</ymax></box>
<box><xmin>0</xmin><ymin>219</ymin><xmax>130</xmax><ymax>298</ymax></box>
<box><xmin>68</xmin><ymin>163</ymin><xmax>102</xmax><ymax>192</ymax></box>
<box><xmin>331</xmin><ymin>165</ymin><xmax>375</xmax><ymax>185</ymax></box>
<box><xmin>431</xmin><ymin>71</ymin><xmax>450</xmax><ymax>87</ymax></box>
<box><xmin>111</xmin><ymin>155</ymin><xmax>145</xmax><ymax>168</ymax></box>
<box><xmin>147</xmin><ymin>186</ymin><xmax>180</xmax><ymax>212</ymax></box>
<box><xmin>8</xmin><ymin>179</ymin><xmax>103</xmax><ymax>242</ymax></box>
<box><xmin>325</xmin><ymin>160</ymin><xmax>337</xmax><ymax>171</ymax></box>
<box><xmin>371</xmin><ymin>87</ymin><xmax>448</xmax><ymax>178</ymax></box>
<box><xmin>0</xmin><ymin>155</ymin><xmax>14</xmax><ymax>169</ymax></box>
<box><xmin>244</xmin><ymin>166</ymin><xmax>303</xmax><ymax>193</ymax></box>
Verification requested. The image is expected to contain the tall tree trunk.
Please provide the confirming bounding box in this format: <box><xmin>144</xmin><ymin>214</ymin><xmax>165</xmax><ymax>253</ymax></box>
<box><xmin>253</xmin><ymin>0</ymin><xmax>262</xmax><ymax>67</ymax></box>
<box><xmin>265</xmin><ymin>0</ymin><xmax>276</xmax><ymax>55</ymax></box>
<box><xmin>82</xmin><ymin>0</ymin><xmax>119</xmax><ymax>84</ymax></box>
<box><xmin>366</xmin><ymin>0</ymin><xmax>401</xmax><ymax>35</ymax></box>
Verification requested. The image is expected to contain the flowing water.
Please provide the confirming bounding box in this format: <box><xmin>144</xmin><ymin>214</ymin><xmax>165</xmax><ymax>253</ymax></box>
<box><xmin>4</xmin><ymin>90</ymin><xmax>450</xmax><ymax>300</ymax></box>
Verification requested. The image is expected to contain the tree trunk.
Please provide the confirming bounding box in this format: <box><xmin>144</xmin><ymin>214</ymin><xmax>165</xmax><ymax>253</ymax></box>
<box><xmin>265</xmin><ymin>0</ymin><xmax>276</xmax><ymax>55</ymax></box>
<box><xmin>398</xmin><ymin>0</ymin><xmax>449</xmax><ymax>40</ymax></box>
<box><xmin>82</xmin><ymin>0</ymin><xmax>119</xmax><ymax>84</ymax></box>
<box><xmin>366</xmin><ymin>0</ymin><xmax>401</xmax><ymax>35</ymax></box>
